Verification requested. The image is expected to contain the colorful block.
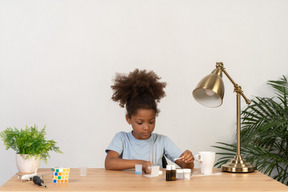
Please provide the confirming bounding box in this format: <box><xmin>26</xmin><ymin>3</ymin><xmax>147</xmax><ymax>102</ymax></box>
<box><xmin>51</xmin><ymin>167</ymin><xmax>70</xmax><ymax>183</ymax></box>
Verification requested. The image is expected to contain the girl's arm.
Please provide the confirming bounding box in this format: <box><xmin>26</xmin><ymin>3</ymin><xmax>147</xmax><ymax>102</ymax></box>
<box><xmin>105</xmin><ymin>150</ymin><xmax>152</xmax><ymax>173</ymax></box>
<box><xmin>175</xmin><ymin>150</ymin><xmax>194</xmax><ymax>169</ymax></box>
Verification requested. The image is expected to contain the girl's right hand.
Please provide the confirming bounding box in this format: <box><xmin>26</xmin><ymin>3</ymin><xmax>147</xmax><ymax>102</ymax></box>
<box><xmin>141</xmin><ymin>160</ymin><xmax>152</xmax><ymax>174</ymax></box>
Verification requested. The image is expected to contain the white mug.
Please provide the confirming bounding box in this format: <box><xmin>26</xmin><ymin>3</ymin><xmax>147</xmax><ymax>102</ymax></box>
<box><xmin>195</xmin><ymin>151</ymin><xmax>215</xmax><ymax>175</ymax></box>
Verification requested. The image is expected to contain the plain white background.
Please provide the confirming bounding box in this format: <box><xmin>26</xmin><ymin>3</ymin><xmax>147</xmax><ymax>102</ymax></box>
<box><xmin>0</xmin><ymin>0</ymin><xmax>287</xmax><ymax>186</ymax></box>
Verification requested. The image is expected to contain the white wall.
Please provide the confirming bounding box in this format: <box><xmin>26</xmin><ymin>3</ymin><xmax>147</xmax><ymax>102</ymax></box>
<box><xmin>0</xmin><ymin>0</ymin><xmax>287</xmax><ymax>186</ymax></box>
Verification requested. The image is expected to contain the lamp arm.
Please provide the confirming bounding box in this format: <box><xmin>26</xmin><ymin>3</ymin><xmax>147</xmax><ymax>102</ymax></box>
<box><xmin>218</xmin><ymin>64</ymin><xmax>251</xmax><ymax>105</ymax></box>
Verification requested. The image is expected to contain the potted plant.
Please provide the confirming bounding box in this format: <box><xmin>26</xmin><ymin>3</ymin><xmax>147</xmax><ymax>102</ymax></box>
<box><xmin>213</xmin><ymin>75</ymin><xmax>288</xmax><ymax>185</ymax></box>
<box><xmin>0</xmin><ymin>124</ymin><xmax>62</xmax><ymax>173</ymax></box>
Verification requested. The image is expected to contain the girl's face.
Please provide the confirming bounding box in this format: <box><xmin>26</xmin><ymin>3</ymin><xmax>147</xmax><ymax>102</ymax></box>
<box><xmin>126</xmin><ymin>109</ymin><xmax>156</xmax><ymax>140</ymax></box>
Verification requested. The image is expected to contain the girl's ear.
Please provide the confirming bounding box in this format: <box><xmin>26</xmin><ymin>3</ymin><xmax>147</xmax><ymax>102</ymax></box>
<box><xmin>125</xmin><ymin>115</ymin><xmax>131</xmax><ymax>125</ymax></box>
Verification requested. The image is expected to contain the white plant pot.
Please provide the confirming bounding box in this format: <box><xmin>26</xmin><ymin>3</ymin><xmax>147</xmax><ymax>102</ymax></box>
<box><xmin>16</xmin><ymin>154</ymin><xmax>40</xmax><ymax>173</ymax></box>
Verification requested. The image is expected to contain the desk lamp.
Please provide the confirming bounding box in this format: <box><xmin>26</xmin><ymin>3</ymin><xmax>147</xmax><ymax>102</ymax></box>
<box><xmin>192</xmin><ymin>62</ymin><xmax>256</xmax><ymax>173</ymax></box>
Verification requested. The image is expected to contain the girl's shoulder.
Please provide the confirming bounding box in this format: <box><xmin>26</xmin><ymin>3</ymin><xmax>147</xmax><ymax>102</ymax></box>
<box><xmin>114</xmin><ymin>131</ymin><xmax>130</xmax><ymax>138</ymax></box>
<box><xmin>114</xmin><ymin>131</ymin><xmax>141</xmax><ymax>141</ymax></box>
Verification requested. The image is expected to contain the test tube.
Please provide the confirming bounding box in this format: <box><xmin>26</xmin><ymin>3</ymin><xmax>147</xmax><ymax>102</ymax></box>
<box><xmin>135</xmin><ymin>164</ymin><xmax>142</xmax><ymax>175</ymax></box>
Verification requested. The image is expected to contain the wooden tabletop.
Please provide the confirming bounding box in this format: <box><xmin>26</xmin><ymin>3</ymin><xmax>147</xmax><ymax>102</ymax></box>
<box><xmin>0</xmin><ymin>168</ymin><xmax>287</xmax><ymax>192</ymax></box>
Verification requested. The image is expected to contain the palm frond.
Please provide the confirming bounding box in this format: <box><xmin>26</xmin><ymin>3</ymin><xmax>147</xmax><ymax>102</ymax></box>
<box><xmin>212</xmin><ymin>75</ymin><xmax>288</xmax><ymax>185</ymax></box>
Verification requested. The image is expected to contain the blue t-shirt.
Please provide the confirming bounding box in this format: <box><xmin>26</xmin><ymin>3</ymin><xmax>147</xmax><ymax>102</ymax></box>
<box><xmin>106</xmin><ymin>131</ymin><xmax>183</xmax><ymax>168</ymax></box>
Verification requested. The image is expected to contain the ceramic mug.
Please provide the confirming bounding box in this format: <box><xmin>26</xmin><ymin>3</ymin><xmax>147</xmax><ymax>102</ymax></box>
<box><xmin>195</xmin><ymin>151</ymin><xmax>215</xmax><ymax>175</ymax></box>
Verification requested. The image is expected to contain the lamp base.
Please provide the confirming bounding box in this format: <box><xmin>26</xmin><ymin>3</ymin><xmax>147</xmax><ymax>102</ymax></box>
<box><xmin>221</xmin><ymin>155</ymin><xmax>256</xmax><ymax>173</ymax></box>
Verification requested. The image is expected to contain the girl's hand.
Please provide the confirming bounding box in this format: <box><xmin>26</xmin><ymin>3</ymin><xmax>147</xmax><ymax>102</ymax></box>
<box><xmin>141</xmin><ymin>160</ymin><xmax>152</xmax><ymax>174</ymax></box>
<box><xmin>180</xmin><ymin>150</ymin><xmax>194</xmax><ymax>163</ymax></box>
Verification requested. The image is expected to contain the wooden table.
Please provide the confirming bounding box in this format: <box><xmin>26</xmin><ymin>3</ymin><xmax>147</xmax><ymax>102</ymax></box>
<box><xmin>0</xmin><ymin>168</ymin><xmax>287</xmax><ymax>192</ymax></box>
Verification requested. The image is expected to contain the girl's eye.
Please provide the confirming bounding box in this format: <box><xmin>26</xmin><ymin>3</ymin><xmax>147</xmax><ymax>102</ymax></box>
<box><xmin>149</xmin><ymin>122</ymin><xmax>155</xmax><ymax>124</ymax></box>
<box><xmin>137</xmin><ymin>122</ymin><xmax>143</xmax><ymax>125</ymax></box>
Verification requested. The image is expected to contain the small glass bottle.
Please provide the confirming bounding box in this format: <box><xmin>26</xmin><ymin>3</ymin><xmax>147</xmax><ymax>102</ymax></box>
<box><xmin>166</xmin><ymin>165</ymin><xmax>171</xmax><ymax>181</ymax></box>
<box><xmin>176</xmin><ymin>169</ymin><xmax>184</xmax><ymax>180</ymax></box>
<box><xmin>183</xmin><ymin>169</ymin><xmax>191</xmax><ymax>180</ymax></box>
<box><xmin>171</xmin><ymin>165</ymin><xmax>176</xmax><ymax>181</ymax></box>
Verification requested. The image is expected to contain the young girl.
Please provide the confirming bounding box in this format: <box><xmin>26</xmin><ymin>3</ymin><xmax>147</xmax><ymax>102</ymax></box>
<box><xmin>105</xmin><ymin>69</ymin><xmax>194</xmax><ymax>173</ymax></box>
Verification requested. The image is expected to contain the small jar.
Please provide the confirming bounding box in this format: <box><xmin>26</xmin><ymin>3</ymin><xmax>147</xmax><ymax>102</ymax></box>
<box><xmin>176</xmin><ymin>169</ymin><xmax>184</xmax><ymax>180</ymax></box>
<box><xmin>171</xmin><ymin>165</ymin><xmax>176</xmax><ymax>181</ymax></box>
<box><xmin>166</xmin><ymin>165</ymin><xmax>171</xmax><ymax>181</ymax></box>
<box><xmin>183</xmin><ymin>169</ymin><xmax>191</xmax><ymax>180</ymax></box>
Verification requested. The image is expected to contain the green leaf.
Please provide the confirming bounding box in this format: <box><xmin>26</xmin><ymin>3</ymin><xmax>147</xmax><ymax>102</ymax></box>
<box><xmin>212</xmin><ymin>75</ymin><xmax>288</xmax><ymax>185</ymax></box>
<box><xmin>0</xmin><ymin>124</ymin><xmax>63</xmax><ymax>163</ymax></box>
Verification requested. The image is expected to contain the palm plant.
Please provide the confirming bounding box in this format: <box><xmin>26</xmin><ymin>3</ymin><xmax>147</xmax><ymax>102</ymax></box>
<box><xmin>213</xmin><ymin>75</ymin><xmax>288</xmax><ymax>185</ymax></box>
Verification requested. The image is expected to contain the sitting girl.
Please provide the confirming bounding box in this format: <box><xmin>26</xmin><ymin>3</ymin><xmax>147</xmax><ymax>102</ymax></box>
<box><xmin>105</xmin><ymin>69</ymin><xmax>194</xmax><ymax>173</ymax></box>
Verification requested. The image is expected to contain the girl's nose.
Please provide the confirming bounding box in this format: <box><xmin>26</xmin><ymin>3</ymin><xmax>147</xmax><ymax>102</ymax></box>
<box><xmin>143</xmin><ymin>124</ymin><xmax>149</xmax><ymax>130</ymax></box>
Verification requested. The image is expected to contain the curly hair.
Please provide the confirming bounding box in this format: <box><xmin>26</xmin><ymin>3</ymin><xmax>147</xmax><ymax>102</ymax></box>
<box><xmin>111</xmin><ymin>69</ymin><xmax>166</xmax><ymax>117</ymax></box>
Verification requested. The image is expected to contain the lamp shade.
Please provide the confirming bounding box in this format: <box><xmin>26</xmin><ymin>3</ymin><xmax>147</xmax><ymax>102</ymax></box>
<box><xmin>192</xmin><ymin>67</ymin><xmax>224</xmax><ymax>108</ymax></box>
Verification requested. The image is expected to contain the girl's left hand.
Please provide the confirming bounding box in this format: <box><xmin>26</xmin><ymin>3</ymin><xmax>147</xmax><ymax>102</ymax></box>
<box><xmin>180</xmin><ymin>150</ymin><xmax>194</xmax><ymax>163</ymax></box>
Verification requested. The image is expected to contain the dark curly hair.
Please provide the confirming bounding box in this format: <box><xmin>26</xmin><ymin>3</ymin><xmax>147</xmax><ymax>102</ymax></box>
<box><xmin>111</xmin><ymin>69</ymin><xmax>166</xmax><ymax>117</ymax></box>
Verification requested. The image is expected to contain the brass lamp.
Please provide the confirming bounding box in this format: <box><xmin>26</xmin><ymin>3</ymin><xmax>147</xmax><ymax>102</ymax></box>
<box><xmin>193</xmin><ymin>62</ymin><xmax>256</xmax><ymax>173</ymax></box>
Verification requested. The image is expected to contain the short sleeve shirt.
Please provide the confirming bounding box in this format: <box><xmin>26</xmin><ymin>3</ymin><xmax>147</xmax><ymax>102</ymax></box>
<box><xmin>106</xmin><ymin>131</ymin><xmax>183</xmax><ymax>168</ymax></box>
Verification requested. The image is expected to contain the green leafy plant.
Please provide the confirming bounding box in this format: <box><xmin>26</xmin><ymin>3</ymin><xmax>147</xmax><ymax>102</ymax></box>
<box><xmin>213</xmin><ymin>75</ymin><xmax>288</xmax><ymax>185</ymax></box>
<box><xmin>0</xmin><ymin>125</ymin><xmax>63</xmax><ymax>163</ymax></box>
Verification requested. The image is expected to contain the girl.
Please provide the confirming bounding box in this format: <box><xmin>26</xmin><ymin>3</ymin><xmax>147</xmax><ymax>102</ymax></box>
<box><xmin>105</xmin><ymin>69</ymin><xmax>194</xmax><ymax>173</ymax></box>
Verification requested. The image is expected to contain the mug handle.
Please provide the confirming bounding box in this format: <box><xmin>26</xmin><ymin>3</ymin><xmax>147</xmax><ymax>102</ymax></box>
<box><xmin>195</xmin><ymin>154</ymin><xmax>202</xmax><ymax>161</ymax></box>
